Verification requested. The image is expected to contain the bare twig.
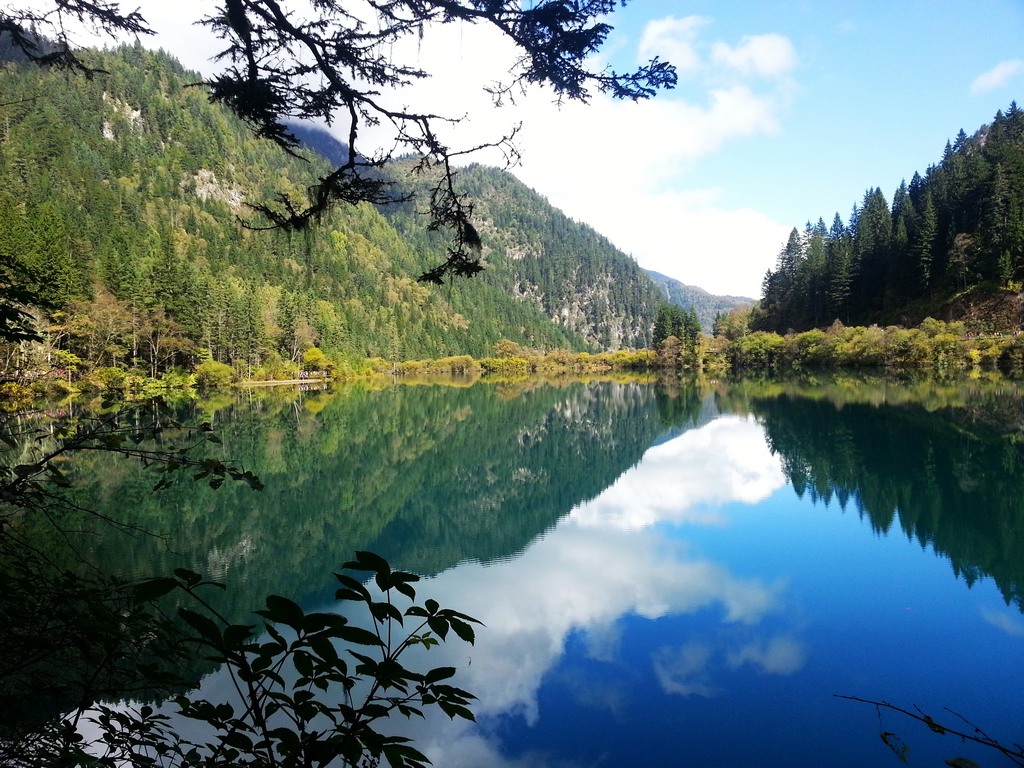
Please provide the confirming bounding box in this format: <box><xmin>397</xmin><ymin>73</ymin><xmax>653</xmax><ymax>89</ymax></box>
<box><xmin>836</xmin><ymin>694</ymin><xmax>1024</xmax><ymax>767</ymax></box>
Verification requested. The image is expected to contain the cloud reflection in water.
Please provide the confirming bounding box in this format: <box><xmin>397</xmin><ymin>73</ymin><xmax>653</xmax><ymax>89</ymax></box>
<box><xmin>402</xmin><ymin>414</ymin><xmax>794</xmax><ymax>767</ymax></box>
<box><xmin>570</xmin><ymin>415</ymin><xmax>787</xmax><ymax>530</ymax></box>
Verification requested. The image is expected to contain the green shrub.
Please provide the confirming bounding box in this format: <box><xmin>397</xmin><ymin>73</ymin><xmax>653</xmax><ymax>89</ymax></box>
<box><xmin>919</xmin><ymin>317</ymin><xmax>946</xmax><ymax>338</ymax></box>
<box><xmin>787</xmin><ymin>329</ymin><xmax>833</xmax><ymax>369</ymax></box>
<box><xmin>730</xmin><ymin>331</ymin><xmax>786</xmax><ymax>371</ymax></box>
<box><xmin>883</xmin><ymin>327</ymin><xmax>930</xmax><ymax>368</ymax></box>
<box><xmin>999</xmin><ymin>337</ymin><xmax>1024</xmax><ymax>374</ymax></box>
<box><xmin>479</xmin><ymin>357</ymin><xmax>532</xmax><ymax>376</ymax></box>
<box><xmin>399</xmin><ymin>359</ymin><xmax>425</xmax><ymax>375</ymax></box>
<box><xmin>254</xmin><ymin>350</ymin><xmax>300</xmax><ymax>381</ymax></box>
<box><xmin>302</xmin><ymin>346</ymin><xmax>335</xmax><ymax>374</ymax></box>
<box><xmin>930</xmin><ymin>333</ymin><xmax>966</xmax><ymax>372</ymax></box>
<box><xmin>701</xmin><ymin>336</ymin><xmax>730</xmax><ymax>375</ymax></box>
<box><xmin>0</xmin><ymin>382</ymin><xmax>34</xmax><ymax>410</ymax></box>
<box><xmin>86</xmin><ymin>366</ymin><xmax>129</xmax><ymax>391</ymax></box>
<box><xmin>194</xmin><ymin>360</ymin><xmax>237</xmax><ymax>388</ymax></box>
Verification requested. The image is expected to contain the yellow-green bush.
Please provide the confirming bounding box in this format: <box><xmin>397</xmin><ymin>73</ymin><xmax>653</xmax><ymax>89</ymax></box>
<box><xmin>479</xmin><ymin>357</ymin><xmax>532</xmax><ymax>376</ymax></box>
<box><xmin>0</xmin><ymin>382</ymin><xmax>34</xmax><ymax>410</ymax></box>
<box><xmin>729</xmin><ymin>331</ymin><xmax>787</xmax><ymax>370</ymax></box>
<box><xmin>833</xmin><ymin>325</ymin><xmax>887</xmax><ymax>367</ymax></box>
<box><xmin>882</xmin><ymin>327</ymin><xmax>930</xmax><ymax>367</ymax></box>
<box><xmin>786</xmin><ymin>329</ymin><xmax>834</xmax><ymax>369</ymax></box>
<box><xmin>84</xmin><ymin>366</ymin><xmax>129</xmax><ymax>391</ymax></box>
<box><xmin>194</xmin><ymin>359</ymin><xmax>238</xmax><ymax>388</ymax></box>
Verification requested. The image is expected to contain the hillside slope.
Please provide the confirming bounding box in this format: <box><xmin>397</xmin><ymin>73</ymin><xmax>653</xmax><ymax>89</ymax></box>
<box><xmin>371</xmin><ymin>159</ymin><xmax>665</xmax><ymax>350</ymax></box>
<box><xmin>0</xmin><ymin>44</ymin><xmax>665</xmax><ymax>379</ymax></box>
<box><xmin>290</xmin><ymin>123</ymin><xmax>752</xmax><ymax>343</ymax></box>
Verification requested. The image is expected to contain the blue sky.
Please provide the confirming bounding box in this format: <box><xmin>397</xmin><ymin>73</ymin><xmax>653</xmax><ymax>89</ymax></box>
<box><xmin>91</xmin><ymin>1</ymin><xmax>1024</xmax><ymax>297</ymax></box>
<box><xmin>622</xmin><ymin>1</ymin><xmax>1024</xmax><ymax>229</ymax></box>
<box><xmin>516</xmin><ymin>0</ymin><xmax>1024</xmax><ymax>297</ymax></box>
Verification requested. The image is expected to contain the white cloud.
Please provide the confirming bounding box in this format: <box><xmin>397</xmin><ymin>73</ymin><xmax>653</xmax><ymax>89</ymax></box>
<box><xmin>637</xmin><ymin>15</ymin><xmax>709</xmax><ymax>76</ymax></box>
<box><xmin>145</xmin><ymin>5</ymin><xmax>220</xmax><ymax>75</ymax></box>
<box><xmin>511</xmin><ymin>83</ymin><xmax>782</xmax><ymax>193</ymax></box>
<box><xmin>970</xmin><ymin>60</ymin><xmax>1024</xmax><ymax>96</ymax></box>
<box><xmin>418</xmin><ymin>14</ymin><xmax>799</xmax><ymax>297</ymax></box>
<box><xmin>505</xmin><ymin>83</ymin><xmax>791</xmax><ymax>297</ymax></box>
<box><xmin>634</xmin><ymin>201</ymin><xmax>788</xmax><ymax>298</ymax></box>
<box><xmin>711</xmin><ymin>34</ymin><xmax>798</xmax><ymax>79</ymax></box>
<box><xmin>355</xmin><ymin>518</ymin><xmax>787</xmax><ymax>767</ymax></box>
<box><xmin>582</xmin><ymin>621</ymin><xmax>623</xmax><ymax>662</ymax></box>
<box><xmin>728</xmin><ymin>636</ymin><xmax>806</xmax><ymax>675</ymax></box>
<box><xmin>432</xmin><ymin>524</ymin><xmax>782</xmax><ymax>719</ymax></box>
<box><xmin>554</xmin><ymin>667</ymin><xmax>627</xmax><ymax>715</ymax></box>
<box><xmin>571</xmin><ymin>415</ymin><xmax>787</xmax><ymax>530</ymax></box>
<box><xmin>653</xmin><ymin>633</ymin><xmax>806</xmax><ymax>700</ymax></box>
<box><xmin>981</xmin><ymin>606</ymin><xmax>1024</xmax><ymax>636</ymax></box>
<box><xmin>652</xmin><ymin>642</ymin><xmax>719</xmax><ymax>697</ymax></box>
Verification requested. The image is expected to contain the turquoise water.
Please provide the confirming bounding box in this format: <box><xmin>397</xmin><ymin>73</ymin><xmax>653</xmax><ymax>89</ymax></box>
<box><xmin>77</xmin><ymin>378</ymin><xmax>1024</xmax><ymax>766</ymax></box>
<box><xmin>371</xmin><ymin>406</ymin><xmax>1024</xmax><ymax>767</ymax></box>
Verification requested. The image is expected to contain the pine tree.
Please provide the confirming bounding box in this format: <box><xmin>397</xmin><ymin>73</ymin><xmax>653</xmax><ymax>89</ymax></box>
<box><xmin>826</xmin><ymin>213</ymin><xmax>853</xmax><ymax>323</ymax></box>
<box><xmin>888</xmin><ymin>181</ymin><xmax>914</xmax><ymax>305</ymax></box>
<box><xmin>851</xmin><ymin>188</ymin><xmax>891</xmax><ymax>314</ymax></box>
<box><xmin>31</xmin><ymin>201</ymin><xmax>83</xmax><ymax>307</ymax></box>
<box><xmin>798</xmin><ymin>219</ymin><xmax>828</xmax><ymax>326</ymax></box>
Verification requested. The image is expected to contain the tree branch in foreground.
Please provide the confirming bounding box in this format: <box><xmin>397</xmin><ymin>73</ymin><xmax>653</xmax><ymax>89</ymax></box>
<box><xmin>836</xmin><ymin>694</ymin><xmax>1024</xmax><ymax>767</ymax></box>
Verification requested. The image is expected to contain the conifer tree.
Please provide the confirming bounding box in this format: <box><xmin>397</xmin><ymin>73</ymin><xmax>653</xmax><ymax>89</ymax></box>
<box><xmin>912</xmin><ymin>192</ymin><xmax>937</xmax><ymax>295</ymax></box>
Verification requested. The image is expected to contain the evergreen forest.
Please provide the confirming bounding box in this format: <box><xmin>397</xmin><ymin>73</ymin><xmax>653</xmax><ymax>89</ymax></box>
<box><xmin>754</xmin><ymin>103</ymin><xmax>1024</xmax><ymax>333</ymax></box>
<box><xmin>0</xmin><ymin>44</ymin><xmax>676</xmax><ymax>385</ymax></box>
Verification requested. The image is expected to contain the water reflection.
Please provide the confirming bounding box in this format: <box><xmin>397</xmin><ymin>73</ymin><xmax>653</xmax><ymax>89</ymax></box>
<box><xmin>741</xmin><ymin>380</ymin><xmax>1024</xmax><ymax>609</ymax></box>
<box><xmin>64</xmin><ymin>381</ymin><xmax>681</xmax><ymax>619</ymax></box>
<box><xmin>338</xmin><ymin>379</ymin><xmax>1024</xmax><ymax>768</ymax></box>
<box><xmin>40</xmin><ymin>377</ymin><xmax>1024</xmax><ymax>766</ymax></box>
<box><xmin>365</xmin><ymin>405</ymin><xmax>805</xmax><ymax>768</ymax></box>
<box><xmin>571</xmin><ymin>414</ymin><xmax>786</xmax><ymax>530</ymax></box>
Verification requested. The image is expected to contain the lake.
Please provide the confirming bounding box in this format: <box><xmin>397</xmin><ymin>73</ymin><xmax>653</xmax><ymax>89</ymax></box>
<box><xmin>69</xmin><ymin>376</ymin><xmax>1024</xmax><ymax>767</ymax></box>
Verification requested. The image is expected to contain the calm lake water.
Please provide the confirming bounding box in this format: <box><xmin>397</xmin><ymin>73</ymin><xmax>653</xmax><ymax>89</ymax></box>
<box><xmin>74</xmin><ymin>376</ymin><xmax>1024</xmax><ymax>767</ymax></box>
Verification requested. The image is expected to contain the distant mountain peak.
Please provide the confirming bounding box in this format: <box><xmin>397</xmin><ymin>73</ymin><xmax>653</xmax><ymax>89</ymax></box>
<box><xmin>644</xmin><ymin>270</ymin><xmax>752</xmax><ymax>332</ymax></box>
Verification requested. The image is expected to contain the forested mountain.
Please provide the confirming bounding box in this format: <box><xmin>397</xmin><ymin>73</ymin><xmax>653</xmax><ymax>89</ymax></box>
<box><xmin>645</xmin><ymin>269</ymin><xmax>752</xmax><ymax>332</ymax></box>
<box><xmin>286</xmin><ymin>124</ymin><xmax>669</xmax><ymax>349</ymax></box>
<box><xmin>376</xmin><ymin>159</ymin><xmax>664</xmax><ymax>349</ymax></box>
<box><xmin>755</xmin><ymin>103</ymin><xmax>1024</xmax><ymax>333</ymax></box>
<box><xmin>0</xmin><ymin>44</ymin><xmax>665</xmax><ymax>380</ymax></box>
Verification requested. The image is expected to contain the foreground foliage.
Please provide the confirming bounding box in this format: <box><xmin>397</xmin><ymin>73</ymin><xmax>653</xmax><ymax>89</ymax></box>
<box><xmin>837</xmin><ymin>695</ymin><xmax>1024</xmax><ymax>768</ymax></box>
<box><xmin>3</xmin><ymin>553</ymin><xmax>479</xmax><ymax>768</ymax></box>
<box><xmin>0</xmin><ymin>400</ymin><xmax>479</xmax><ymax>768</ymax></box>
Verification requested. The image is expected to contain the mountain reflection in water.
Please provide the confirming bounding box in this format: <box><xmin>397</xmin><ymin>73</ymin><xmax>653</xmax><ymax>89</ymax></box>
<box><xmin>65</xmin><ymin>377</ymin><xmax>1024</xmax><ymax>767</ymax></box>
